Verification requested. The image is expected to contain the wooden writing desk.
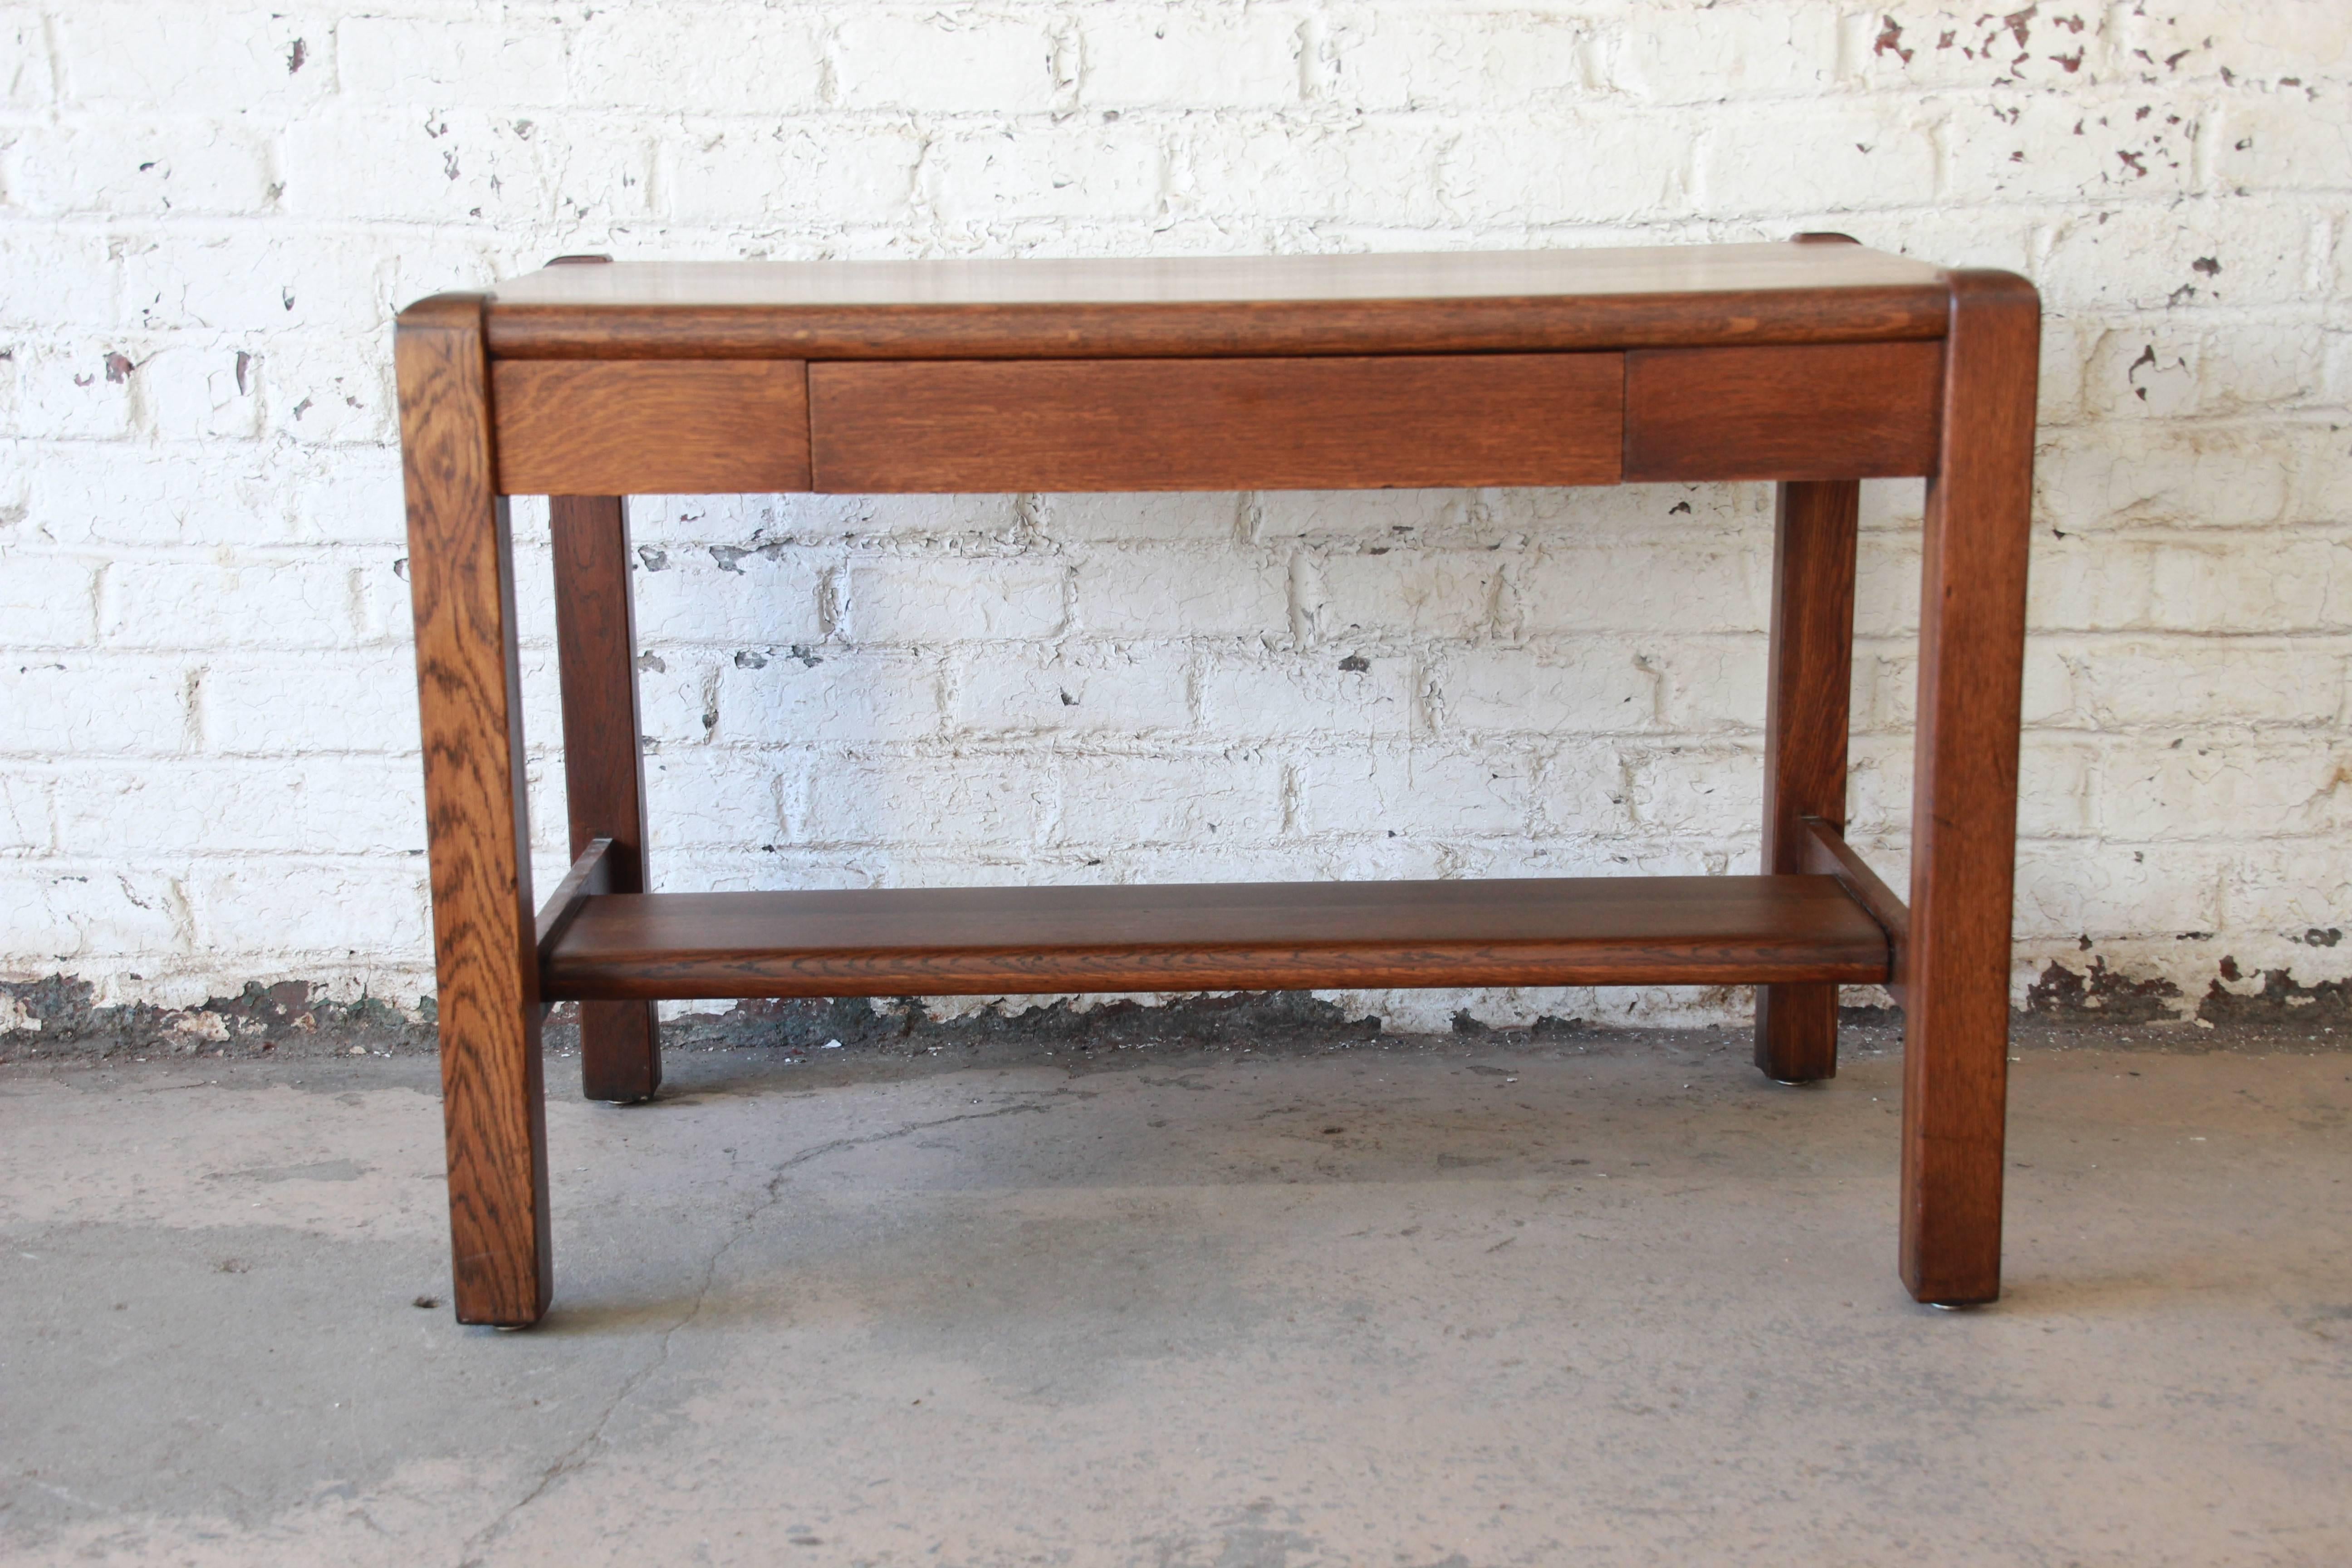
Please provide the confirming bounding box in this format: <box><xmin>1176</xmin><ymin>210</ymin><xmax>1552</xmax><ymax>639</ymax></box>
<box><xmin>396</xmin><ymin>239</ymin><xmax>2038</xmax><ymax>1327</ymax></box>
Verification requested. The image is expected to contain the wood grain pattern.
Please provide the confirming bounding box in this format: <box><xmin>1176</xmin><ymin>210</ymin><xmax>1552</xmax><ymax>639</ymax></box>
<box><xmin>1900</xmin><ymin>271</ymin><xmax>2040</xmax><ymax>1307</ymax></box>
<box><xmin>550</xmin><ymin>495</ymin><xmax>661</xmax><ymax>1103</ymax></box>
<box><xmin>541</xmin><ymin>876</ymin><xmax>1891</xmax><ymax>1000</ymax></box>
<box><xmin>483</xmin><ymin>243</ymin><xmax>1951</xmax><ymax>361</ymax></box>
<box><xmin>1754</xmin><ymin>479</ymin><xmax>1860</xmax><ymax>1084</ymax></box>
<box><xmin>491</xmin><ymin>359</ymin><xmax>810</xmax><ymax>495</ymax></box>
<box><xmin>1801</xmin><ymin>818</ymin><xmax>1910</xmax><ymax>1006</ymax></box>
<box><xmin>1622</xmin><ymin>341</ymin><xmax>1943</xmax><ymax>481</ymax></box>
<box><xmin>809</xmin><ymin>354</ymin><xmax>1623</xmax><ymax>492</ymax></box>
<box><xmin>396</xmin><ymin>293</ymin><xmax>551</xmax><ymax>1329</ymax></box>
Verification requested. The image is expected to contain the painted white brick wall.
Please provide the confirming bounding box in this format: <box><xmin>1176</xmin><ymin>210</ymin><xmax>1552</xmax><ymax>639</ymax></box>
<box><xmin>2</xmin><ymin>1</ymin><xmax>2348</xmax><ymax>1032</ymax></box>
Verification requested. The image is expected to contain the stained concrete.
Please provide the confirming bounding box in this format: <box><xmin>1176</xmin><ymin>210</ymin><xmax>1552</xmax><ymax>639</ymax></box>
<box><xmin>2</xmin><ymin>1026</ymin><xmax>2348</xmax><ymax>1566</ymax></box>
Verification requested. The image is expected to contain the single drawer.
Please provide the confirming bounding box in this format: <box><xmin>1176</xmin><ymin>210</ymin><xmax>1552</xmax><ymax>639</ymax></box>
<box><xmin>808</xmin><ymin>354</ymin><xmax>1625</xmax><ymax>492</ymax></box>
<box><xmin>1624</xmin><ymin>341</ymin><xmax>1943</xmax><ymax>482</ymax></box>
<box><xmin>492</xmin><ymin>360</ymin><xmax>811</xmax><ymax>495</ymax></box>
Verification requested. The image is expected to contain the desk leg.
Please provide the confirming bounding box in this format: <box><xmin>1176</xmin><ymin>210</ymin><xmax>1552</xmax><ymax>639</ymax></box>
<box><xmin>397</xmin><ymin>295</ymin><xmax>552</xmax><ymax>1327</ymax></box>
<box><xmin>1755</xmin><ymin>479</ymin><xmax>1858</xmax><ymax>1083</ymax></box>
<box><xmin>551</xmin><ymin>495</ymin><xmax>661</xmax><ymax>1103</ymax></box>
<box><xmin>1901</xmin><ymin>272</ymin><xmax>2039</xmax><ymax>1306</ymax></box>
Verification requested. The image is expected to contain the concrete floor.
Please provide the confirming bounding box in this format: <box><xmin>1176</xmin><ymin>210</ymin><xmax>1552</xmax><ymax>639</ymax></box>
<box><xmin>2</xmin><ymin>1025</ymin><xmax>2348</xmax><ymax>1566</ymax></box>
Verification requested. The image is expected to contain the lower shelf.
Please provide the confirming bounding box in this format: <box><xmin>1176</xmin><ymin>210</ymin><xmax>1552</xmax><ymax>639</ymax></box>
<box><xmin>539</xmin><ymin>874</ymin><xmax>1891</xmax><ymax>1001</ymax></box>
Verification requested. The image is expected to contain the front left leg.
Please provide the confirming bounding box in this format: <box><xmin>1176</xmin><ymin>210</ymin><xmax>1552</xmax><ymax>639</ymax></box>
<box><xmin>398</xmin><ymin>294</ymin><xmax>552</xmax><ymax>1327</ymax></box>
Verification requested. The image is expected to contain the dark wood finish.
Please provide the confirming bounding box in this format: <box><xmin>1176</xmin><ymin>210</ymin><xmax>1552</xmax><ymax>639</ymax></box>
<box><xmin>810</xmin><ymin>354</ymin><xmax>1622</xmax><ymax>492</ymax></box>
<box><xmin>550</xmin><ymin>495</ymin><xmax>661</xmax><ymax>1103</ymax></box>
<box><xmin>543</xmin><ymin>875</ymin><xmax>1891</xmax><ymax>1001</ymax></box>
<box><xmin>1800</xmin><ymin>818</ymin><xmax>1910</xmax><ymax>1006</ymax></box>
<box><xmin>395</xmin><ymin>293</ymin><xmax>551</xmax><ymax>1329</ymax></box>
<box><xmin>484</xmin><ymin>244</ymin><xmax>1950</xmax><ymax>361</ymax></box>
<box><xmin>394</xmin><ymin>240</ymin><xmax>2046</xmax><ymax>1324</ymax></box>
<box><xmin>1622</xmin><ymin>342</ymin><xmax>1943</xmax><ymax>481</ymax></box>
<box><xmin>1754</xmin><ymin>480</ymin><xmax>1860</xmax><ymax>1083</ymax></box>
<box><xmin>534</xmin><ymin>837</ymin><xmax>614</xmax><ymax>965</ymax></box>
<box><xmin>491</xmin><ymin>360</ymin><xmax>810</xmax><ymax>495</ymax></box>
<box><xmin>1900</xmin><ymin>271</ymin><xmax>2040</xmax><ymax>1307</ymax></box>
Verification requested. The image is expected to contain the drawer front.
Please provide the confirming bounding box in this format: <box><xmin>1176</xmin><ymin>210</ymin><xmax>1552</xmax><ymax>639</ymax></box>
<box><xmin>1624</xmin><ymin>341</ymin><xmax>1943</xmax><ymax>482</ymax></box>
<box><xmin>808</xmin><ymin>354</ymin><xmax>1625</xmax><ymax>492</ymax></box>
<box><xmin>492</xmin><ymin>359</ymin><xmax>810</xmax><ymax>495</ymax></box>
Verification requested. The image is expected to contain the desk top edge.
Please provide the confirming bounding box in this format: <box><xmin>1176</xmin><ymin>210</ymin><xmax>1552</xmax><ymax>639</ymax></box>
<box><xmin>483</xmin><ymin>241</ymin><xmax>1946</xmax><ymax>310</ymax></box>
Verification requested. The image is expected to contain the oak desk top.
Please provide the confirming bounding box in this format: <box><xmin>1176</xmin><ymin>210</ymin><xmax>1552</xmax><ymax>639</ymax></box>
<box><xmin>480</xmin><ymin>240</ymin><xmax>1955</xmax><ymax>361</ymax></box>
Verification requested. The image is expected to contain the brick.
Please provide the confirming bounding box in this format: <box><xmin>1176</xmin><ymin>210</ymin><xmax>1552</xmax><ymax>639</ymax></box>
<box><xmin>1080</xmin><ymin>6</ymin><xmax>1303</xmax><ymax>110</ymax></box>
<box><xmin>279</xmin><ymin>109</ymin><xmax>650</xmax><ymax>226</ymax></box>
<box><xmin>833</xmin><ymin>11</ymin><xmax>1064</xmax><ymax>114</ymax></box>
<box><xmin>925</xmin><ymin>125</ymin><xmax>1165</xmax><ymax>223</ymax></box>
<box><xmin>1077</xmin><ymin>549</ymin><xmax>1285</xmax><ymax>639</ymax></box>
<box><xmin>113</xmin><ymin>230</ymin><xmax>390</xmax><ymax>336</ymax></box>
<box><xmin>952</xmin><ymin>643</ymin><xmax>1192</xmax><ymax>736</ymax></box>
<box><xmin>55</xmin><ymin>5</ymin><xmax>323</xmax><ymax>110</ymax></box>
<box><xmin>4</xmin><ymin>121</ymin><xmax>273</xmax><ymax>216</ymax></box>
<box><xmin>1840</xmin><ymin>6</ymin><xmax>2115</xmax><ymax>91</ymax></box>
<box><xmin>2035</xmin><ymin>425</ymin><xmax>2294</xmax><ymax>530</ymax></box>
<box><xmin>1625</xmin><ymin>743</ymin><xmax>1763</xmax><ymax>834</ymax></box>
<box><xmin>2096</xmin><ymin>736</ymin><xmax>2352</xmax><ymax>841</ymax></box>
<box><xmin>2147</xmin><ymin>537</ymin><xmax>2348</xmax><ymax>633</ymax></box>
<box><xmin>1692</xmin><ymin>103</ymin><xmax>1937</xmax><ymax>216</ymax></box>
<box><xmin>1194</xmin><ymin>648</ymin><xmax>1414</xmax><ymax>740</ymax></box>
<box><xmin>2073</xmin><ymin>638</ymin><xmax>2343</xmax><ymax>726</ymax></box>
<box><xmin>2221</xmin><ymin>844</ymin><xmax>2352</xmax><ymax>931</ymax></box>
<box><xmin>571</xmin><ymin>10</ymin><xmax>825</xmax><ymax>113</ymax></box>
<box><xmin>2014</xmin><ymin>842</ymin><xmax>2224</xmax><ymax>941</ymax></box>
<box><xmin>1514</xmin><ymin>544</ymin><xmax>1764</xmax><ymax>635</ymax></box>
<box><xmin>2038</xmin><ymin>201</ymin><xmax>2316</xmax><ymax>312</ymax></box>
<box><xmin>0</xmin><ymin>552</ymin><xmax>101</xmax><ymax>646</ymax></box>
<box><xmin>664</xmin><ymin>122</ymin><xmax>923</xmax><ymax>226</ymax></box>
<box><xmin>1942</xmin><ymin>92</ymin><xmax>2196</xmax><ymax>204</ymax></box>
<box><xmin>1180</xmin><ymin>115</ymin><xmax>1446</xmax><ymax>226</ymax></box>
<box><xmin>0</xmin><ymin>343</ymin><xmax>137</xmax><ymax>442</ymax></box>
<box><xmin>99</xmin><ymin>557</ymin><xmax>364</xmax><ymax>651</ymax></box>
<box><xmin>260</xmin><ymin>335</ymin><xmax>396</xmax><ymax>446</ymax></box>
<box><xmin>797</xmin><ymin>754</ymin><xmax>1052</xmax><ymax>848</ymax></box>
<box><xmin>2213</xmin><ymin>97</ymin><xmax>2352</xmax><ymax>195</ymax></box>
<box><xmin>2114</xmin><ymin>7</ymin><xmax>2351</xmax><ymax>85</ymax></box>
<box><xmin>1530</xmin><ymin>741</ymin><xmax>1637</xmax><ymax>837</ymax></box>
<box><xmin>202</xmin><ymin>652</ymin><xmax>421</xmax><ymax>754</ymax></box>
<box><xmin>1034</xmin><ymin>492</ymin><xmax>1245</xmax><ymax>545</ymax></box>
<box><xmin>1055</xmin><ymin>751</ymin><xmax>1284</xmax><ymax>846</ymax></box>
<box><xmin>2080</xmin><ymin>322</ymin><xmax>2329</xmax><ymax>421</ymax></box>
<box><xmin>1429</xmin><ymin>643</ymin><xmax>1661</xmax><ymax>736</ymax></box>
<box><xmin>139</xmin><ymin>343</ymin><xmax>264</xmax><ymax>441</ymax></box>
<box><xmin>721</xmin><ymin>647</ymin><xmax>951</xmax><ymax>745</ymax></box>
<box><xmin>0</xmin><ymin>230</ymin><xmax>117</xmax><ymax>329</ymax></box>
<box><xmin>1294</xmin><ymin>745</ymin><xmax>1532</xmax><ymax>838</ymax></box>
<box><xmin>334</xmin><ymin>17</ymin><xmax>566</xmax><ymax>105</ymax></box>
<box><xmin>1253</xmin><ymin>488</ymin><xmax>1478</xmax><ymax>542</ymax></box>
<box><xmin>634</xmin><ymin>549</ymin><xmax>831</xmax><ymax>647</ymax></box>
<box><xmin>848</xmin><ymin>558</ymin><xmax>1066</xmax><ymax>643</ymax></box>
<box><xmin>1598</xmin><ymin>5</ymin><xmax>1840</xmax><ymax>102</ymax></box>
<box><xmin>1307</xmin><ymin>551</ymin><xmax>1503</xmax><ymax>642</ymax></box>
<box><xmin>1</xmin><ymin>657</ymin><xmax>193</xmax><ymax>755</ymax></box>
<box><xmin>187</xmin><ymin>860</ymin><xmax>429</xmax><ymax>957</ymax></box>
<box><xmin>0</xmin><ymin>769</ymin><xmax>52</xmax><ymax>853</ymax></box>
<box><xmin>0</xmin><ymin>7</ymin><xmax>51</xmax><ymax>108</ymax></box>
<box><xmin>2028</xmin><ymin>534</ymin><xmax>2156</xmax><ymax>632</ymax></box>
<box><xmin>0</xmin><ymin>867</ymin><xmax>187</xmax><ymax>961</ymax></box>
<box><xmin>1323</xmin><ymin>8</ymin><xmax>1590</xmax><ymax>110</ymax></box>
<box><xmin>1442</xmin><ymin>113</ymin><xmax>1690</xmax><ymax>227</ymax></box>
<box><xmin>50</xmin><ymin>757</ymin><xmax>423</xmax><ymax>856</ymax></box>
